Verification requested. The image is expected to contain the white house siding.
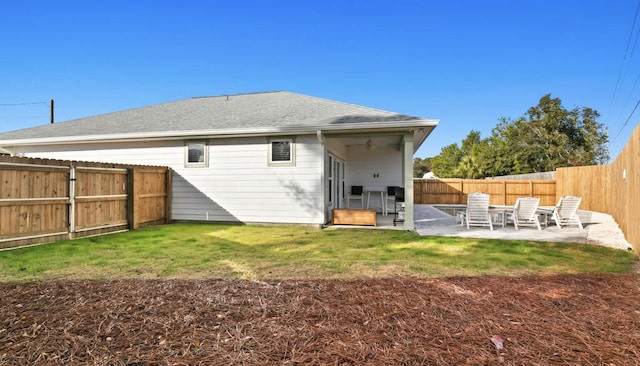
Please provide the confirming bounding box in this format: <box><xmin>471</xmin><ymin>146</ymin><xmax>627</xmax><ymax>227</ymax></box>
<box><xmin>346</xmin><ymin>144</ymin><xmax>403</xmax><ymax>188</ymax></box>
<box><xmin>345</xmin><ymin>144</ymin><xmax>403</xmax><ymax>212</ymax></box>
<box><xmin>13</xmin><ymin>135</ymin><xmax>324</xmax><ymax>225</ymax></box>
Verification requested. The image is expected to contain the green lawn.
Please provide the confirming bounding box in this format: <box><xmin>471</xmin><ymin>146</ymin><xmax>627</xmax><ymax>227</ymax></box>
<box><xmin>0</xmin><ymin>223</ymin><xmax>636</xmax><ymax>282</ymax></box>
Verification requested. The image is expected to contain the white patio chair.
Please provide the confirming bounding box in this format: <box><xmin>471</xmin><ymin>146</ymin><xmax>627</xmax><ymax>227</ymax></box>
<box><xmin>506</xmin><ymin>197</ymin><xmax>541</xmax><ymax>230</ymax></box>
<box><xmin>347</xmin><ymin>185</ymin><xmax>364</xmax><ymax>209</ymax></box>
<box><xmin>550</xmin><ymin>196</ymin><xmax>583</xmax><ymax>229</ymax></box>
<box><xmin>463</xmin><ymin>192</ymin><xmax>493</xmax><ymax>231</ymax></box>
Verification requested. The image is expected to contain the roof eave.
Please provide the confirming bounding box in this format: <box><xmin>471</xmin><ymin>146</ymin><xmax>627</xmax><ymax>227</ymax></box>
<box><xmin>0</xmin><ymin>119</ymin><xmax>439</xmax><ymax>147</ymax></box>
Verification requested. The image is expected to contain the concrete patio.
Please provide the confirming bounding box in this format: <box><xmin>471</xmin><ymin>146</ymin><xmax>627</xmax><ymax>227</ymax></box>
<box><xmin>413</xmin><ymin>205</ymin><xmax>632</xmax><ymax>251</ymax></box>
<box><xmin>329</xmin><ymin>205</ymin><xmax>633</xmax><ymax>251</ymax></box>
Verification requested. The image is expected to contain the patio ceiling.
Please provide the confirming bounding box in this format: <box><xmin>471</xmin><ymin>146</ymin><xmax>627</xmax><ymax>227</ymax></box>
<box><xmin>340</xmin><ymin>135</ymin><xmax>403</xmax><ymax>149</ymax></box>
<box><xmin>323</xmin><ymin>125</ymin><xmax>434</xmax><ymax>153</ymax></box>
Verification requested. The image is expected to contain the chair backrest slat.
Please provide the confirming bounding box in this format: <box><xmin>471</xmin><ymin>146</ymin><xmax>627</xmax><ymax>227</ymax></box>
<box><xmin>556</xmin><ymin>196</ymin><xmax>581</xmax><ymax>218</ymax></box>
<box><xmin>514</xmin><ymin>197</ymin><xmax>540</xmax><ymax>220</ymax></box>
<box><xmin>466</xmin><ymin>192</ymin><xmax>490</xmax><ymax>220</ymax></box>
<box><xmin>351</xmin><ymin>185</ymin><xmax>363</xmax><ymax>195</ymax></box>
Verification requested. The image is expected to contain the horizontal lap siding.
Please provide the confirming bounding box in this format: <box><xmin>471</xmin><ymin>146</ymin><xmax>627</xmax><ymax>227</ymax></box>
<box><xmin>346</xmin><ymin>145</ymin><xmax>403</xmax><ymax>189</ymax></box>
<box><xmin>175</xmin><ymin>136</ymin><xmax>322</xmax><ymax>224</ymax></box>
<box><xmin>17</xmin><ymin>135</ymin><xmax>323</xmax><ymax>225</ymax></box>
<box><xmin>18</xmin><ymin>143</ymin><xmax>177</xmax><ymax>167</ymax></box>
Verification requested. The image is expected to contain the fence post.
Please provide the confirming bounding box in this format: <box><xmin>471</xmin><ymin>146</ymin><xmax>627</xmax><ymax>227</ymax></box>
<box><xmin>165</xmin><ymin>168</ymin><xmax>172</xmax><ymax>224</ymax></box>
<box><xmin>126</xmin><ymin>168</ymin><xmax>138</xmax><ymax>230</ymax></box>
<box><xmin>530</xmin><ymin>181</ymin><xmax>533</xmax><ymax>198</ymax></box>
<box><xmin>68</xmin><ymin>164</ymin><xmax>76</xmax><ymax>239</ymax></box>
<box><xmin>503</xmin><ymin>181</ymin><xmax>507</xmax><ymax>205</ymax></box>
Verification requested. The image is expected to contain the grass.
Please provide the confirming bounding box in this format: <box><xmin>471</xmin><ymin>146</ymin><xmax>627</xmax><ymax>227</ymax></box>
<box><xmin>0</xmin><ymin>223</ymin><xmax>637</xmax><ymax>282</ymax></box>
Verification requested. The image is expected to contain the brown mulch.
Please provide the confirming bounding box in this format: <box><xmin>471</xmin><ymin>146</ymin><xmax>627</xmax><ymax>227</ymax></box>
<box><xmin>1</xmin><ymin>274</ymin><xmax>640</xmax><ymax>365</ymax></box>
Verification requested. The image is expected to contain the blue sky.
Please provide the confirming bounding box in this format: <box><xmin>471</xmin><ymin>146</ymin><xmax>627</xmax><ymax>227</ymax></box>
<box><xmin>1</xmin><ymin>0</ymin><xmax>639</xmax><ymax>160</ymax></box>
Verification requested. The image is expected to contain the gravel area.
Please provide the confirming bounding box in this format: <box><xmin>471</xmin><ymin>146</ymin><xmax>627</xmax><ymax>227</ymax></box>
<box><xmin>585</xmin><ymin>211</ymin><xmax>634</xmax><ymax>251</ymax></box>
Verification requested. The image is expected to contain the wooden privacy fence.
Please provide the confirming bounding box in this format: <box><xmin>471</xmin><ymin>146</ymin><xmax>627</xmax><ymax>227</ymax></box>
<box><xmin>413</xmin><ymin>121</ymin><xmax>640</xmax><ymax>255</ymax></box>
<box><xmin>414</xmin><ymin>179</ymin><xmax>557</xmax><ymax>206</ymax></box>
<box><xmin>555</xmin><ymin>165</ymin><xmax>611</xmax><ymax>213</ymax></box>
<box><xmin>609</xmin><ymin>124</ymin><xmax>640</xmax><ymax>254</ymax></box>
<box><xmin>0</xmin><ymin>156</ymin><xmax>171</xmax><ymax>249</ymax></box>
<box><xmin>555</xmin><ymin>123</ymin><xmax>640</xmax><ymax>254</ymax></box>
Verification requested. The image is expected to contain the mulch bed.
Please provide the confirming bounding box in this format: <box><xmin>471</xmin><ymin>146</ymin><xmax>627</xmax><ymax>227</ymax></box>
<box><xmin>1</xmin><ymin>274</ymin><xmax>639</xmax><ymax>365</ymax></box>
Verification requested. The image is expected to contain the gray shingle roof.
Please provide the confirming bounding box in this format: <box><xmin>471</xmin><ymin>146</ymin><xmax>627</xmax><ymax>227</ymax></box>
<box><xmin>0</xmin><ymin>91</ymin><xmax>434</xmax><ymax>141</ymax></box>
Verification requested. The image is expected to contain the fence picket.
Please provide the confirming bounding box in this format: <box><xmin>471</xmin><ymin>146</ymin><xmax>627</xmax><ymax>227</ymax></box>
<box><xmin>413</xmin><ymin>179</ymin><xmax>557</xmax><ymax>206</ymax></box>
<box><xmin>0</xmin><ymin>156</ymin><xmax>170</xmax><ymax>249</ymax></box>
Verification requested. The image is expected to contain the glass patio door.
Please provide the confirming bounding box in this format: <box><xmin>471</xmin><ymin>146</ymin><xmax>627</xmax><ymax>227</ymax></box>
<box><xmin>328</xmin><ymin>154</ymin><xmax>345</xmax><ymax>213</ymax></box>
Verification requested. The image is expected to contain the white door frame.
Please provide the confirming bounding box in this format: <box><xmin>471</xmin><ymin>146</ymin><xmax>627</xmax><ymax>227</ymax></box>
<box><xmin>327</xmin><ymin>153</ymin><xmax>345</xmax><ymax>215</ymax></box>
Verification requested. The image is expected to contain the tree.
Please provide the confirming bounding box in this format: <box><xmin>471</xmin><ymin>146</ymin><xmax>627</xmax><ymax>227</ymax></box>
<box><xmin>455</xmin><ymin>131</ymin><xmax>484</xmax><ymax>178</ymax></box>
<box><xmin>424</xmin><ymin>94</ymin><xmax>609</xmax><ymax>178</ymax></box>
<box><xmin>491</xmin><ymin>94</ymin><xmax>609</xmax><ymax>172</ymax></box>
<box><xmin>429</xmin><ymin>131</ymin><xmax>486</xmax><ymax>178</ymax></box>
<box><xmin>413</xmin><ymin>157</ymin><xmax>431</xmax><ymax>177</ymax></box>
<box><xmin>429</xmin><ymin>143</ymin><xmax>463</xmax><ymax>178</ymax></box>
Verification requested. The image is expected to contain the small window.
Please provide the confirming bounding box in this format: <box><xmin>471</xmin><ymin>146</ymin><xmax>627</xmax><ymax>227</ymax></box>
<box><xmin>185</xmin><ymin>141</ymin><xmax>208</xmax><ymax>167</ymax></box>
<box><xmin>268</xmin><ymin>138</ymin><xmax>295</xmax><ymax>166</ymax></box>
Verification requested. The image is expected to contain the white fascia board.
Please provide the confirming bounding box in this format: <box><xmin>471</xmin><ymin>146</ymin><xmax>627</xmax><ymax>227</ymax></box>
<box><xmin>0</xmin><ymin>119</ymin><xmax>439</xmax><ymax>147</ymax></box>
<box><xmin>321</xmin><ymin>119</ymin><xmax>438</xmax><ymax>135</ymax></box>
<box><xmin>412</xmin><ymin>124</ymin><xmax>438</xmax><ymax>152</ymax></box>
<box><xmin>0</xmin><ymin>128</ymin><xmax>315</xmax><ymax>146</ymax></box>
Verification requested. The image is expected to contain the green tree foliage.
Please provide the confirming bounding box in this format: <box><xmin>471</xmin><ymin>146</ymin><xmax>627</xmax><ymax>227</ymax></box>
<box><xmin>456</xmin><ymin>131</ymin><xmax>484</xmax><ymax>178</ymax></box>
<box><xmin>413</xmin><ymin>157</ymin><xmax>431</xmax><ymax>177</ymax></box>
<box><xmin>421</xmin><ymin>94</ymin><xmax>609</xmax><ymax>178</ymax></box>
<box><xmin>429</xmin><ymin>143</ymin><xmax>463</xmax><ymax>178</ymax></box>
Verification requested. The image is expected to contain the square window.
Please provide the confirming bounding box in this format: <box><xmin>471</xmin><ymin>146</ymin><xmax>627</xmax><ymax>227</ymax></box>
<box><xmin>185</xmin><ymin>141</ymin><xmax>208</xmax><ymax>167</ymax></box>
<box><xmin>268</xmin><ymin>138</ymin><xmax>295</xmax><ymax>166</ymax></box>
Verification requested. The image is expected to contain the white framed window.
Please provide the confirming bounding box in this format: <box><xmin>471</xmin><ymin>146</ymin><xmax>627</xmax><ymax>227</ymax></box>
<box><xmin>268</xmin><ymin>137</ymin><xmax>295</xmax><ymax>166</ymax></box>
<box><xmin>185</xmin><ymin>141</ymin><xmax>208</xmax><ymax>167</ymax></box>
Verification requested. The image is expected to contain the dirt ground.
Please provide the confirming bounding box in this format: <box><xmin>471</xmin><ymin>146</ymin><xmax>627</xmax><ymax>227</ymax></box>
<box><xmin>2</xmin><ymin>274</ymin><xmax>639</xmax><ymax>365</ymax></box>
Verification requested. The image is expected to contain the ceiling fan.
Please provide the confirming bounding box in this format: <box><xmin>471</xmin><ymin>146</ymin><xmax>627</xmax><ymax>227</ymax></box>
<box><xmin>366</xmin><ymin>138</ymin><xmax>375</xmax><ymax>151</ymax></box>
<box><xmin>345</xmin><ymin>137</ymin><xmax>378</xmax><ymax>150</ymax></box>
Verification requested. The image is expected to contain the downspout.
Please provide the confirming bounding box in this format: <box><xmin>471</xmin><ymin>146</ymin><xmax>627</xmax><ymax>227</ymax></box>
<box><xmin>316</xmin><ymin>129</ymin><xmax>325</xmax><ymax>144</ymax></box>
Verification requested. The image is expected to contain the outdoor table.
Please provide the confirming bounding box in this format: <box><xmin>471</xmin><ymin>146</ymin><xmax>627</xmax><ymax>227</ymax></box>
<box><xmin>457</xmin><ymin>206</ymin><xmax>510</xmax><ymax>227</ymax></box>
<box><xmin>489</xmin><ymin>206</ymin><xmax>511</xmax><ymax>228</ymax></box>
<box><xmin>456</xmin><ymin>210</ymin><xmax>466</xmax><ymax>225</ymax></box>
<box><xmin>535</xmin><ymin>208</ymin><xmax>552</xmax><ymax>228</ymax></box>
<box><xmin>364</xmin><ymin>187</ymin><xmax>387</xmax><ymax>216</ymax></box>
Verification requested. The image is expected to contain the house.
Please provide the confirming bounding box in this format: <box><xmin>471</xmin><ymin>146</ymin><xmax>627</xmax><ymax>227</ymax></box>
<box><xmin>0</xmin><ymin>91</ymin><xmax>438</xmax><ymax>230</ymax></box>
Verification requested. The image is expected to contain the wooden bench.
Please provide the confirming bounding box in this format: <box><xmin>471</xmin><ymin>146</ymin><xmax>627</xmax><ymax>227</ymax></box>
<box><xmin>332</xmin><ymin>209</ymin><xmax>377</xmax><ymax>226</ymax></box>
